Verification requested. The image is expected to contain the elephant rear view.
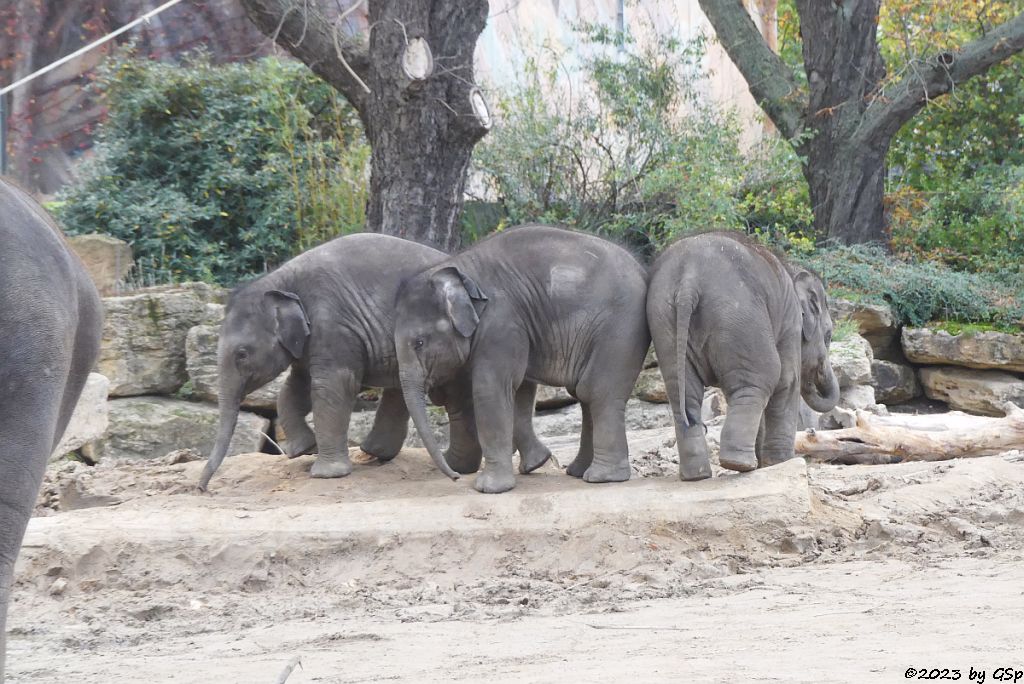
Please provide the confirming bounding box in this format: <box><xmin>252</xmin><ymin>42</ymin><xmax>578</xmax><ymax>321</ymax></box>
<box><xmin>0</xmin><ymin>179</ymin><xmax>103</xmax><ymax>681</ymax></box>
<box><xmin>197</xmin><ymin>233</ymin><xmax>484</xmax><ymax>491</ymax></box>
<box><xmin>393</xmin><ymin>224</ymin><xmax>650</xmax><ymax>494</ymax></box>
<box><xmin>647</xmin><ymin>231</ymin><xmax>839</xmax><ymax>480</ymax></box>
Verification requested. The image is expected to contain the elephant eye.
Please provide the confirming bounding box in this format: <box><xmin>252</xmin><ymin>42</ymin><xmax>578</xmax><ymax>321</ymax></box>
<box><xmin>413</xmin><ymin>338</ymin><xmax>425</xmax><ymax>350</ymax></box>
<box><xmin>235</xmin><ymin>348</ymin><xmax>250</xmax><ymax>362</ymax></box>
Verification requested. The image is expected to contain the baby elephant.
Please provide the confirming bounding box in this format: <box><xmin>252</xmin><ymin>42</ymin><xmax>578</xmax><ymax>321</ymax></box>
<box><xmin>198</xmin><ymin>233</ymin><xmax>480</xmax><ymax>491</ymax></box>
<box><xmin>647</xmin><ymin>231</ymin><xmax>839</xmax><ymax>480</ymax></box>
<box><xmin>394</xmin><ymin>224</ymin><xmax>650</xmax><ymax>494</ymax></box>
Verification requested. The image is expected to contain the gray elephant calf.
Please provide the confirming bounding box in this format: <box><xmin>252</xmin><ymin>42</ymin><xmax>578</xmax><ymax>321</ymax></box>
<box><xmin>394</xmin><ymin>224</ymin><xmax>650</xmax><ymax>494</ymax></box>
<box><xmin>198</xmin><ymin>233</ymin><xmax>483</xmax><ymax>491</ymax></box>
<box><xmin>647</xmin><ymin>231</ymin><xmax>839</xmax><ymax>480</ymax></box>
<box><xmin>1</xmin><ymin>179</ymin><xmax>102</xmax><ymax>680</ymax></box>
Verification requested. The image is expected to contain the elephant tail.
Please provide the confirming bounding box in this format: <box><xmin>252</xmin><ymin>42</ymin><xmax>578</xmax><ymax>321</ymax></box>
<box><xmin>675</xmin><ymin>286</ymin><xmax>698</xmax><ymax>428</ymax></box>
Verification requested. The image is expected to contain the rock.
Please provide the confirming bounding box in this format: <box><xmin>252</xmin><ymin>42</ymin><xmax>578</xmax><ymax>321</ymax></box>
<box><xmin>802</xmin><ymin>384</ymin><xmax>886</xmax><ymax>430</ymax></box>
<box><xmin>48</xmin><ymin>577</ymin><xmax>68</xmax><ymax>596</ymax></box>
<box><xmin>534</xmin><ymin>385</ymin><xmax>577</xmax><ymax>410</ymax></box>
<box><xmin>67</xmin><ymin>234</ymin><xmax>133</xmax><ymax>294</ymax></box>
<box><xmin>185</xmin><ymin>324</ymin><xmax>287</xmax><ymax>411</ymax></box>
<box><xmin>52</xmin><ymin>373</ymin><xmax>109</xmax><ymax>458</ymax></box>
<box><xmin>88</xmin><ymin>397</ymin><xmax>268</xmax><ymax>461</ymax></box>
<box><xmin>903</xmin><ymin>327</ymin><xmax>1024</xmax><ymax>373</ymax></box>
<box><xmin>919</xmin><ymin>366</ymin><xmax>1024</xmax><ymax>416</ymax></box>
<box><xmin>643</xmin><ymin>345</ymin><xmax>658</xmax><ymax>369</ymax></box>
<box><xmin>830</xmin><ymin>299</ymin><xmax>899</xmax><ymax>359</ymax></box>
<box><xmin>633</xmin><ymin>368</ymin><xmax>668</xmax><ymax>403</ymax></box>
<box><xmin>871</xmin><ymin>360</ymin><xmax>921</xmax><ymax>404</ymax></box>
<box><xmin>701</xmin><ymin>387</ymin><xmax>727</xmax><ymax>422</ymax></box>
<box><xmin>165</xmin><ymin>448</ymin><xmax>203</xmax><ymax>465</ymax></box>
<box><xmin>829</xmin><ymin>334</ymin><xmax>873</xmax><ymax>388</ymax></box>
<box><xmin>98</xmin><ymin>283</ymin><xmax>227</xmax><ymax>397</ymax></box>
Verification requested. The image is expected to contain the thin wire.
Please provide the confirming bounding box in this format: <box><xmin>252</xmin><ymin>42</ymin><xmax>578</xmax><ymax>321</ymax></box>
<box><xmin>1</xmin><ymin>0</ymin><xmax>189</xmax><ymax>96</ymax></box>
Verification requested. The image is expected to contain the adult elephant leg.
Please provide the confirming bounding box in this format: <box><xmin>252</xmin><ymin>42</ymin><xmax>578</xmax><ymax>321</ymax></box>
<box><xmin>566</xmin><ymin>402</ymin><xmax>593</xmax><ymax>478</ymax></box>
<box><xmin>757</xmin><ymin>379</ymin><xmax>800</xmax><ymax>468</ymax></box>
<box><xmin>309</xmin><ymin>365</ymin><xmax>360</xmax><ymax>478</ymax></box>
<box><xmin>471</xmin><ymin>366</ymin><xmax>519</xmax><ymax>494</ymax></box>
<box><xmin>441</xmin><ymin>373</ymin><xmax>483</xmax><ymax>475</ymax></box>
<box><xmin>360</xmin><ymin>387</ymin><xmax>409</xmax><ymax>462</ymax></box>
<box><xmin>1</xmin><ymin>390</ymin><xmax>63</xmax><ymax>681</ymax></box>
<box><xmin>278</xmin><ymin>368</ymin><xmax>316</xmax><ymax>458</ymax></box>
<box><xmin>513</xmin><ymin>381</ymin><xmax>552</xmax><ymax>474</ymax></box>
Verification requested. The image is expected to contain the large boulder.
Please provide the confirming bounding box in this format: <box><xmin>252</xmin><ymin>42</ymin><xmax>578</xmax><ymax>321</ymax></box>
<box><xmin>67</xmin><ymin>234</ymin><xmax>133</xmax><ymax>295</ymax></box>
<box><xmin>830</xmin><ymin>299</ymin><xmax>899</xmax><ymax>359</ymax></box>
<box><xmin>534</xmin><ymin>385</ymin><xmax>577</xmax><ymax>410</ymax></box>
<box><xmin>919</xmin><ymin>366</ymin><xmax>1024</xmax><ymax>416</ymax></box>
<box><xmin>903</xmin><ymin>327</ymin><xmax>1024</xmax><ymax>373</ymax></box>
<box><xmin>871</xmin><ymin>360</ymin><xmax>921</xmax><ymax>405</ymax></box>
<box><xmin>633</xmin><ymin>367</ymin><xmax>668</xmax><ymax>403</ymax></box>
<box><xmin>52</xmin><ymin>373</ymin><xmax>110</xmax><ymax>457</ymax></box>
<box><xmin>98</xmin><ymin>283</ymin><xmax>226</xmax><ymax>397</ymax></box>
<box><xmin>829</xmin><ymin>333</ymin><xmax>874</xmax><ymax>388</ymax></box>
<box><xmin>85</xmin><ymin>396</ymin><xmax>268</xmax><ymax>461</ymax></box>
<box><xmin>185</xmin><ymin>324</ymin><xmax>287</xmax><ymax>411</ymax></box>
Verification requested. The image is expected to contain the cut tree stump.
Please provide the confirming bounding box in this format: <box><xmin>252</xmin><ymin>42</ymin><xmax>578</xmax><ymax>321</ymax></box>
<box><xmin>795</xmin><ymin>402</ymin><xmax>1024</xmax><ymax>465</ymax></box>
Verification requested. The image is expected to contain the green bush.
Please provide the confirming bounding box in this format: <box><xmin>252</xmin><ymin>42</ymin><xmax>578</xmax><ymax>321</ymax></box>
<box><xmin>800</xmin><ymin>244</ymin><xmax>1023</xmax><ymax>329</ymax></box>
<box><xmin>57</xmin><ymin>53</ymin><xmax>369</xmax><ymax>285</ymax></box>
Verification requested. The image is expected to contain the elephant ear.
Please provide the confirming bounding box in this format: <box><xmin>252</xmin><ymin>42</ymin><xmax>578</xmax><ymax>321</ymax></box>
<box><xmin>432</xmin><ymin>266</ymin><xmax>488</xmax><ymax>338</ymax></box>
<box><xmin>265</xmin><ymin>290</ymin><xmax>311</xmax><ymax>359</ymax></box>
<box><xmin>793</xmin><ymin>271</ymin><xmax>822</xmax><ymax>342</ymax></box>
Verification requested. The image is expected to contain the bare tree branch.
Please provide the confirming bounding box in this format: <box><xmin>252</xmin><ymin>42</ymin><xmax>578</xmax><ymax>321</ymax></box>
<box><xmin>240</xmin><ymin>0</ymin><xmax>371</xmax><ymax>113</ymax></box>
<box><xmin>858</xmin><ymin>10</ymin><xmax>1024</xmax><ymax>145</ymax></box>
<box><xmin>697</xmin><ymin>0</ymin><xmax>805</xmax><ymax>141</ymax></box>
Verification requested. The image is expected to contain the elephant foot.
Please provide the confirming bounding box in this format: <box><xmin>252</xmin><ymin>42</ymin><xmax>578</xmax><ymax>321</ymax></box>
<box><xmin>473</xmin><ymin>464</ymin><xmax>516</xmax><ymax>494</ymax></box>
<box><xmin>359</xmin><ymin>436</ymin><xmax>403</xmax><ymax>463</ymax></box>
<box><xmin>518</xmin><ymin>442</ymin><xmax>552</xmax><ymax>474</ymax></box>
<box><xmin>719</xmin><ymin>448</ymin><xmax>758</xmax><ymax>473</ymax></box>
<box><xmin>758</xmin><ymin>450</ymin><xmax>797</xmax><ymax>468</ymax></box>
<box><xmin>678</xmin><ymin>432</ymin><xmax>712</xmax><ymax>481</ymax></box>
<box><xmin>445</xmin><ymin>448</ymin><xmax>483</xmax><ymax>475</ymax></box>
<box><xmin>679</xmin><ymin>454</ymin><xmax>712</xmax><ymax>481</ymax></box>
<box><xmin>285</xmin><ymin>432</ymin><xmax>317</xmax><ymax>459</ymax></box>
<box><xmin>310</xmin><ymin>454</ymin><xmax>353</xmax><ymax>478</ymax></box>
<box><xmin>582</xmin><ymin>459</ymin><xmax>631</xmax><ymax>483</ymax></box>
<box><xmin>565</xmin><ymin>454</ymin><xmax>591</xmax><ymax>478</ymax></box>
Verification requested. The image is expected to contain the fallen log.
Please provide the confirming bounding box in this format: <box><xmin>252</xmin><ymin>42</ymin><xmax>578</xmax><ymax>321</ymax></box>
<box><xmin>795</xmin><ymin>402</ymin><xmax>1024</xmax><ymax>465</ymax></box>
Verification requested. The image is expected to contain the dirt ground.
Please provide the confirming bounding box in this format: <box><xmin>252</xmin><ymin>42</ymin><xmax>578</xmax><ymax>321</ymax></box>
<box><xmin>8</xmin><ymin>411</ymin><xmax>1024</xmax><ymax>683</ymax></box>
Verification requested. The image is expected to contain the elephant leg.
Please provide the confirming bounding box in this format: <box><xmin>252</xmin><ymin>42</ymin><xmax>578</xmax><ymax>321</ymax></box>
<box><xmin>441</xmin><ymin>373</ymin><xmax>483</xmax><ymax>475</ymax></box>
<box><xmin>566</xmin><ymin>402</ymin><xmax>593</xmax><ymax>478</ymax></box>
<box><xmin>513</xmin><ymin>381</ymin><xmax>552</xmax><ymax>474</ymax></box>
<box><xmin>471</xmin><ymin>368</ymin><xmax>518</xmax><ymax>494</ymax></box>
<box><xmin>580</xmin><ymin>395</ymin><xmax>632</xmax><ymax>483</ymax></box>
<box><xmin>757</xmin><ymin>379</ymin><xmax>800</xmax><ymax>468</ymax></box>
<box><xmin>309</xmin><ymin>366</ymin><xmax>360</xmax><ymax>479</ymax></box>
<box><xmin>360</xmin><ymin>387</ymin><xmax>409</xmax><ymax>462</ymax></box>
<box><xmin>1</xmin><ymin>387</ymin><xmax>65</xmax><ymax>681</ymax></box>
<box><xmin>278</xmin><ymin>367</ymin><xmax>315</xmax><ymax>458</ymax></box>
<box><xmin>719</xmin><ymin>386</ymin><xmax>770</xmax><ymax>473</ymax></box>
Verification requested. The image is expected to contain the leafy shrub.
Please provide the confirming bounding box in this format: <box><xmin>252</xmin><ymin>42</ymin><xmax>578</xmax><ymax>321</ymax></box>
<box><xmin>57</xmin><ymin>53</ymin><xmax>369</xmax><ymax>285</ymax></box>
<box><xmin>801</xmin><ymin>244</ymin><xmax>1023</xmax><ymax>329</ymax></box>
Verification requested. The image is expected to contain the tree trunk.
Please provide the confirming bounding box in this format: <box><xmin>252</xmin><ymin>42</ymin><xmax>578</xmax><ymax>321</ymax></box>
<box><xmin>804</xmin><ymin>142</ymin><xmax>888</xmax><ymax>245</ymax></box>
<box><xmin>238</xmin><ymin>0</ymin><xmax>491</xmax><ymax>253</ymax></box>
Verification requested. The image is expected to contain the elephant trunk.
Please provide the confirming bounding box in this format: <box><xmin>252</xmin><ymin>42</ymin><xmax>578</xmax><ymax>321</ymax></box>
<box><xmin>400</xmin><ymin>372</ymin><xmax>460</xmax><ymax>481</ymax></box>
<box><xmin>198</xmin><ymin>384</ymin><xmax>243</xmax><ymax>492</ymax></box>
<box><xmin>803</xmin><ymin>362</ymin><xmax>841</xmax><ymax>413</ymax></box>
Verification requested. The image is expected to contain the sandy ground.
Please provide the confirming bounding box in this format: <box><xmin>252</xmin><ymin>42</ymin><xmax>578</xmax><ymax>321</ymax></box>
<box><xmin>7</xmin><ymin>411</ymin><xmax>1024</xmax><ymax>683</ymax></box>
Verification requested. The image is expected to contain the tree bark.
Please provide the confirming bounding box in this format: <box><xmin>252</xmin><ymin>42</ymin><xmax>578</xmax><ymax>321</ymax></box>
<box><xmin>795</xmin><ymin>403</ymin><xmax>1024</xmax><ymax>466</ymax></box>
<box><xmin>698</xmin><ymin>0</ymin><xmax>1024</xmax><ymax>246</ymax></box>
<box><xmin>239</xmin><ymin>0</ymin><xmax>490</xmax><ymax>252</ymax></box>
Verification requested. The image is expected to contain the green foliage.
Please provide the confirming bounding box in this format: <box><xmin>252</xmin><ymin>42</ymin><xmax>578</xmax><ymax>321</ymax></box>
<box><xmin>470</xmin><ymin>24</ymin><xmax>814</xmax><ymax>253</ymax></box>
<box><xmin>57</xmin><ymin>53</ymin><xmax>369</xmax><ymax>285</ymax></box>
<box><xmin>800</xmin><ymin>244</ymin><xmax>1023</xmax><ymax>329</ymax></box>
